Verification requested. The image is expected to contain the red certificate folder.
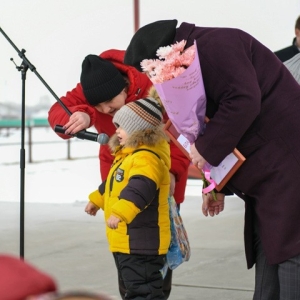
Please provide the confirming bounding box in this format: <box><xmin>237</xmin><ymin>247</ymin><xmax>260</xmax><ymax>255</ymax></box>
<box><xmin>164</xmin><ymin>119</ymin><xmax>246</xmax><ymax>191</ymax></box>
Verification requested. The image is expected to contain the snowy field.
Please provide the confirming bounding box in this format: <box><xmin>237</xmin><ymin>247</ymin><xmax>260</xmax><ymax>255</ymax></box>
<box><xmin>0</xmin><ymin>127</ymin><xmax>202</xmax><ymax>204</ymax></box>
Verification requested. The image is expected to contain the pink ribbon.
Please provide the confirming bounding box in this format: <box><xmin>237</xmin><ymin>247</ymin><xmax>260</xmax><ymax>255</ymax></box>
<box><xmin>202</xmin><ymin>169</ymin><xmax>216</xmax><ymax>194</ymax></box>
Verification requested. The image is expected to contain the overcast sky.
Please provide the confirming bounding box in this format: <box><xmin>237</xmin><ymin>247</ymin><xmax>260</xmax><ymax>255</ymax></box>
<box><xmin>1</xmin><ymin>0</ymin><xmax>299</xmax><ymax>107</ymax></box>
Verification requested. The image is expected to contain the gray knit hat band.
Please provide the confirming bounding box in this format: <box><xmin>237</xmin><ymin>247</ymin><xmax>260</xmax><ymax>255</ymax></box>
<box><xmin>112</xmin><ymin>97</ymin><xmax>163</xmax><ymax>135</ymax></box>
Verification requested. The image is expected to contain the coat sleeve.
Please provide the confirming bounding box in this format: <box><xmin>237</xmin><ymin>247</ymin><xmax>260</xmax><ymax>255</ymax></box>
<box><xmin>89</xmin><ymin>189</ymin><xmax>104</xmax><ymax>210</ymax></box>
<box><xmin>169</xmin><ymin>141</ymin><xmax>190</xmax><ymax>181</ymax></box>
<box><xmin>48</xmin><ymin>83</ymin><xmax>98</xmax><ymax>139</ymax></box>
<box><xmin>111</xmin><ymin>199</ymin><xmax>141</xmax><ymax>224</ymax></box>
<box><xmin>111</xmin><ymin>176</ymin><xmax>157</xmax><ymax>224</ymax></box>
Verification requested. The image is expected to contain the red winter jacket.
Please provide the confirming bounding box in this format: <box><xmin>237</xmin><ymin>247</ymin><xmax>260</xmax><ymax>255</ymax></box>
<box><xmin>48</xmin><ymin>49</ymin><xmax>190</xmax><ymax>203</ymax></box>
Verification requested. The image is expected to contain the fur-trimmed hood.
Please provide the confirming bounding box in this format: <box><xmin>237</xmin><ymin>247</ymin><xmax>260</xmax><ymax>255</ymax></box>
<box><xmin>109</xmin><ymin>125</ymin><xmax>170</xmax><ymax>169</ymax></box>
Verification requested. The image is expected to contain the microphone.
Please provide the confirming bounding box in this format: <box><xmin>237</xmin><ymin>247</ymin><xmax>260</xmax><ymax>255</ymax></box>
<box><xmin>54</xmin><ymin>125</ymin><xmax>109</xmax><ymax>145</ymax></box>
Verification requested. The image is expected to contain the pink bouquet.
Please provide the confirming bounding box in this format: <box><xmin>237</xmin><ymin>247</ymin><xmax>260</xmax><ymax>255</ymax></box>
<box><xmin>141</xmin><ymin>40</ymin><xmax>216</xmax><ymax>194</ymax></box>
<box><xmin>141</xmin><ymin>40</ymin><xmax>245</xmax><ymax>195</ymax></box>
<box><xmin>141</xmin><ymin>40</ymin><xmax>207</xmax><ymax>144</ymax></box>
<box><xmin>141</xmin><ymin>40</ymin><xmax>196</xmax><ymax>84</ymax></box>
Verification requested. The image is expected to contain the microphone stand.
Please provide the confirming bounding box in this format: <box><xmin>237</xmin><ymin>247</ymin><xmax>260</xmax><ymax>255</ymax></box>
<box><xmin>0</xmin><ymin>27</ymin><xmax>72</xmax><ymax>259</ymax></box>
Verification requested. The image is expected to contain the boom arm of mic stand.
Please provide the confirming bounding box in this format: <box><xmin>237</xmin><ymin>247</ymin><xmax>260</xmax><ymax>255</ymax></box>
<box><xmin>0</xmin><ymin>26</ymin><xmax>72</xmax><ymax>117</ymax></box>
<box><xmin>1</xmin><ymin>26</ymin><xmax>107</xmax><ymax>145</ymax></box>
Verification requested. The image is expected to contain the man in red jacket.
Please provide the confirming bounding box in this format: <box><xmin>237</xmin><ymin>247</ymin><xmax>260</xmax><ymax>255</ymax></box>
<box><xmin>48</xmin><ymin>49</ymin><xmax>190</xmax><ymax>300</ymax></box>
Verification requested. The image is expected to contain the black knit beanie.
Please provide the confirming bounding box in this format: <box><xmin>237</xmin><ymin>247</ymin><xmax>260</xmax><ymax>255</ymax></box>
<box><xmin>124</xmin><ymin>19</ymin><xmax>178</xmax><ymax>71</ymax></box>
<box><xmin>80</xmin><ymin>55</ymin><xmax>126</xmax><ymax>106</ymax></box>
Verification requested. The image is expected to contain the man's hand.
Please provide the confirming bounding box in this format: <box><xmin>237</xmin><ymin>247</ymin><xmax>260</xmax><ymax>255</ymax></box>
<box><xmin>189</xmin><ymin>143</ymin><xmax>207</xmax><ymax>170</ymax></box>
<box><xmin>64</xmin><ymin>111</ymin><xmax>90</xmax><ymax>135</ymax></box>
<box><xmin>202</xmin><ymin>193</ymin><xmax>225</xmax><ymax>217</ymax></box>
<box><xmin>107</xmin><ymin>215</ymin><xmax>121</xmax><ymax>229</ymax></box>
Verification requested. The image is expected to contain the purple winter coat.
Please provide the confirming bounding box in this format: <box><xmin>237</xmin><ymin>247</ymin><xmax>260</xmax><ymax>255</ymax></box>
<box><xmin>175</xmin><ymin>22</ymin><xmax>300</xmax><ymax>268</ymax></box>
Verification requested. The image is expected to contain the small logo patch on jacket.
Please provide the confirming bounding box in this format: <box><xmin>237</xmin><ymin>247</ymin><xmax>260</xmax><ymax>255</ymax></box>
<box><xmin>115</xmin><ymin>168</ymin><xmax>124</xmax><ymax>182</ymax></box>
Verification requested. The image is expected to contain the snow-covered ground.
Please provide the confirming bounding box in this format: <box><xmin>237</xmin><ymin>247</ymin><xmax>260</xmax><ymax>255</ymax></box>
<box><xmin>0</xmin><ymin>127</ymin><xmax>202</xmax><ymax>203</ymax></box>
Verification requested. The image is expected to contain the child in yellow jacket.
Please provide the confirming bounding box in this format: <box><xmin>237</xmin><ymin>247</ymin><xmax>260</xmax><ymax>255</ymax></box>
<box><xmin>85</xmin><ymin>97</ymin><xmax>171</xmax><ymax>300</ymax></box>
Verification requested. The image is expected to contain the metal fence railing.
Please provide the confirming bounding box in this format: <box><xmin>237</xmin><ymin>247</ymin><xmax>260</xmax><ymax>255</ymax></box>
<box><xmin>0</xmin><ymin>118</ymin><xmax>99</xmax><ymax>164</ymax></box>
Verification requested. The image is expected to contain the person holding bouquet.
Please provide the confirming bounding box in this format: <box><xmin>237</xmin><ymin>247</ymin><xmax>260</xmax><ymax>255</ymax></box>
<box><xmin>85</xmin><ymin>97</ymin><xmax>171</xmax><ymax>300</ymax></box>
<box><xmin>48</xmin><ymin>51</ymin><xmax>191</xmax><ymax>299</ymax></box>
<box><xmin>124</xmin><ymin>19</ymin><xmax>300</xmax><ymax>300</ymax></box>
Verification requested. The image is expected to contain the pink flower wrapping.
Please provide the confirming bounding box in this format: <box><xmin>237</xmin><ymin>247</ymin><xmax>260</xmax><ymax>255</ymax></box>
<box><xmin>141</xmin><ymin>40</ymin><xmax>207</xmax><ymax>144</ymax></box>
<box><xmin>141</xmin><ymin>40</ymin><xmax>245</xmax><ymax>196</ymax></box>
<box><xmin>141</xmin><ymin>40</ymin><xmax>217</xmax><ymax>196</ymax></box>
<box><xmin>141</xmin><ymin>40</ymin><xmax>196</xmax><ymax>84</ymax></box>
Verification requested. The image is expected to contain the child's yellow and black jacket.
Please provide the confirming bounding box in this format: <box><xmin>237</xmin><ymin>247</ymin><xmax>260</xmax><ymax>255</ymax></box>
<box><xmin>89</xmin><ymin>126</ymin><xmax>171</xmax><ymax>255</ymax></box>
